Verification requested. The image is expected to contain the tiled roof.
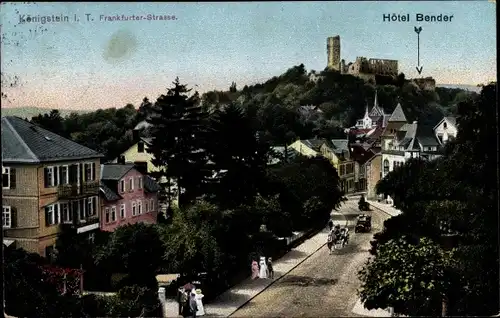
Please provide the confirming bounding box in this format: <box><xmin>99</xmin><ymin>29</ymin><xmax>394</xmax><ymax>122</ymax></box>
<box><xmin>302</xmin><ymin>139</ymin><xmax>324</xmax><ymax>151</ymax></box>
<box><xmin>101</xmin><ymin>164</ymin><xmax>135</xmax><ymax>180</ymax></box>
<box><xmin>388</xmin><ymin>103</ymin><xmax>408</xmax><ymax>122</ymax></box>
<box><xmin>2</xmin><ymin>116</ymin><xmax>103</xmax><ymax>164</ymax></box>
<box><xmin>330</xmin><ymin>139</ymin><xmax>349</xmax><ymax>153</ymax></box>
<box><xmin>100</xmin><ymin>181</ymin><xmax>122</xmax><ymax>201</ymax></box>
<box><xmin>144</xmin><ymin>175</ymin><xmax>161</xmax><ymax>193</ymax></box>
<box><xmin>349</xmin><ymin>144</ymin><xmax>372</xmax><ymax>165</ymax></box>
<box><xmin>416</xmin><ymin>125</ymin><xmax>440</xmax><ymax>147</ymax></box>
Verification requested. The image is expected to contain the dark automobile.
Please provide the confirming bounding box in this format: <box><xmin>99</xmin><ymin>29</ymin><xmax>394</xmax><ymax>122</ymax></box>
<box><xmin>355</xmin><ymin>214</ymin><xmax>372</xmax><ymax>233</ymax></box>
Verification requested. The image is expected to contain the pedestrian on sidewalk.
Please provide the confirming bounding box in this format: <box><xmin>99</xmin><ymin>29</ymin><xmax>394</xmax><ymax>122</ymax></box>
<box><xmin>189</xmin><ymin>292</ymin><xmax>198</xmax><ymax>318</ymax></box>
<box><xmin>251</xmin><ymin>260</ymin><xmax>259</xmax><ymax>279</ymax></box>
<box><xmin>267</xmin><ymin>257</ymin><xmax>274</xmax><ymax>279</ymax></box>
<box><xmin>181</xmin><ymin>291</ymin><xmax>191</xmax><ymax>317</ymax></box>
<box><xmin>328</xmin><ymin>219</ymin><xmax>334</xmax><ymax>231</ymax></box>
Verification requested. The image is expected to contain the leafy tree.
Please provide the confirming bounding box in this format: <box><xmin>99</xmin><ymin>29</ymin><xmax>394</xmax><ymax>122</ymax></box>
<box><xmin>55</xmin><ymin>228</ymin><xmax>111</xmax><ymax>290</ymax></box>
<box><xmin>205</xmin><ymin>103</ymin><xmax>272</xmax><ymax>208</ymax></box>
<box><xmin>137</xmin><ymin>97</ymin><xmax>154</xmax><ymax>121</ymax></box>
<box><xmin>358</xmin><ymin>237</ymin><xmax>456</xmax><ymax>316</ymax></box>
<box><xmin>31</xmin><ymin>109</ymin><xmax>65</xmax><ymax>137</ymax></box>
<box><xmin>162</xmin><ymin>201</ymin><xmax>224</xmax><ymax>280</ymax></box>
<box><xmin>229</xmin><ymin>81</ymin><xmax>237</xmax><ymax>93</ymax></box>
<box><xmin>94</xmin><ymin>223</ymin><xmax>164</xmax><ymax>288</ymax></box>
<box><xmin>369</xmin><ymin>83</ymin><xmax>498</xmax><ymax>316</ymax></box>
<box><xmin>146</xmin><ymin>78</ymin><xmax>211</xmax><ymax>207</ymax></box>
<box><xmin>4</xmin><ymin>247</ymin><xmax>85</xmax><ymax>317</ymax></box>
<box><xmin>267</xmin><ymin>155</ymin><xmax>344</xmax><ymax>229</ymax></box>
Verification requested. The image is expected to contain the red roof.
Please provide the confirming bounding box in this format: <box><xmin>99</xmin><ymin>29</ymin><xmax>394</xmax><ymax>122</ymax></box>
<box><xmin>349</xmin><ymin>143</ymin><xmax>373</xmax><ymax>165</ymax></box>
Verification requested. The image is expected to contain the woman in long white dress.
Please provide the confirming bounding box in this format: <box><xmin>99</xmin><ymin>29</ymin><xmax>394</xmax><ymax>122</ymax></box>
<box><xmin>259</xmin><ymin>256</ymin><xmax>268</xmax><ymax>279</ymax></box>
<box><xmin>195</xmin><ymin>289</ymin><xmax>205</xmax><ymax>316</ymax></box>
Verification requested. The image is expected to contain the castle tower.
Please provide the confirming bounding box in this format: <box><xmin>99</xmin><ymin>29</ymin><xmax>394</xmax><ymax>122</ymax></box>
<box><xmin>327</xmin><ymin>36</ymin><xmax>341</xmax><ymax>71</ymax></box>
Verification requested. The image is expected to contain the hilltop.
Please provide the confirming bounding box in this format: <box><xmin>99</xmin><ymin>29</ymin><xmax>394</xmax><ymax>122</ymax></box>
<box><xmin>201</xmin><ymin>65</ymin><xmax>478</xmax><ymax>128</ymax></box>
<box><xmin>1</xmin><ymin>107</ymin><xmax>90</xmax><ymax>118</ymax></box>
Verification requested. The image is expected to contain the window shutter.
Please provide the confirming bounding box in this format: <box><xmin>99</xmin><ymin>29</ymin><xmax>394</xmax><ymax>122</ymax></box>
<box><xmin>45</xmin><ymin>207</ymin><xmax>50</xmax><ymax>226</ymax></box>
<box><xmin>68</xmin><ymin>165</ymin><xmax>75</xmax><ymax>183</ymax></box>
<box><xmin>79</xmin><ymin>199</ymin><xmax>84</xmax><ymax>218</ymax></box>
<box><xmin>10</xmin><ymin>206</ymin><xmax>17</xmax><ymax>228</ymax></box>
<box><xmin>44</xmin><ymin>168</ymin><xmax>49</xmax><ymax>188</ymax></box>
<box><xmin>91</xmin><ymin>163</ymin><xmax>96</xmax><ymax>181</ymax></box>
<box><xmin>92</xmin><ymin>196</ymin><xmax>97</xmax><ymax>216</ymax></box>
<box><xmin>79</xmin><ymin>163</ymin><xmax>84</xmax><ymax>184</ymax></box>
<box><xmin>54</xmin><ymin>166</ymin><xmax>59</xmax><ymax>186</ymax></box>
<box><xmin>59</xmin><ymin>167</ymin><xmax>64</xmax><ymax>184</ymax></box>
<box><xmin>10</xmin><ymin>168</ymin><xmax>16</xmax><ymax>189</ymax></box>
<box><xmin>54</xmin><ymin>204</ymin><xmax>59</xmax><ymax>224</ymax></box>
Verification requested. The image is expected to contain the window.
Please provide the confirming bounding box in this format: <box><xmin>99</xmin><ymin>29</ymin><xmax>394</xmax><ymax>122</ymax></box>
<box><xmin>129</xmin><ymin>178</ymin><xmax>134</xmax><ymax>192</ymax></box>
<box><xmin>61</xmin><ymin>202</ymin><xmax>72</xmax><ymax>223</ymax></box>
<box><xmin>60</xmin><ymin>165</ymin><xmax>69</xmax><ymax>185</ymax></box>
<box><xmin>120</xmin><ymin>179</ymin><xmax>125</xmax><ymax>193</ymax></box>
<box><xmin>2</xmin><ymin>167</ymin><xmax>10</xmax><ymax>189</ymax></box>
<box><xmin>132</xmin><ymin>202</ymin><xmax>137</xmax><ymax>216</ymax></box>
<box><xmin>138</xmin><ymin>177</ymin><xmax>143</xmax><ymax>189</ymax></box>
<box><xmin>79</xmin><ymin>199</ymin><xmax>86</xmax><ymax>221</ymax></box>
<box><xmin>45</xmin><ymin>205</ymin><xmax>56</xmax><ymax>226</ymax></box>
<box><xmin>105</xmin><ymin>207</ymin><xmax>110</xmax><ymax>223</ymax></box>
<box><xmin>150</xmin><ymin>198</ymin><xmax>154</xmax><ymax>212</ymax></box>
<box><xmin>87</xmin><ymin>197</ymin><xmax>93</xmax><ymax>216</ymax></box>
<box><xmin>111</xmin><ymin>206</ymin><xmax>116</xmax><ymax>222</ymax></box>
<box><xmin>383</xmin><ymin>159</ymin><xmax>390</xmax><ymax>175</ymax></box>
<box><xmin>138</xmin><ymin>200</ymin><xmax>142</xmax><ymax>214</ymax></box>
<box><xmin>44</xmin><ymin>166</ymin><xmax>55</xmax><ymax>187</ymax></box>
<box><xmin>145</xmin><ymin>201</ymin><xmax>149</xmax><ymax>212</ymax></box>
<box><xmin>137</xmin><ymin>141</ymin><xmax>145</xmax><ymax>153</ymax></box>
<box><xmin>84</xmin><ymin>163</ymin><xmax>93</xmax><ymax>181</ymax></box>
<box><xmin>3</xmin><ymin>206</ymin><xmax>11</xmax><ymax>228</ymax></box>
<box><xmin>120</xmin><ymin>204</ymin><xmax>126</xmax><ymax>219</ymax></box>
<box><xmin>443</xmin><ymin>122</ymin><xmax>447</xmax><ymax>129</ymax></box>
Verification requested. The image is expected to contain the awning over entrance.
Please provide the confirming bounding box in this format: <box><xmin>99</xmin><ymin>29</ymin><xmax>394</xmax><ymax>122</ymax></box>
<box><xmin>3</xmin><ymin>239</ymin><xmax>15</xmax><ymax>247</ymax></box>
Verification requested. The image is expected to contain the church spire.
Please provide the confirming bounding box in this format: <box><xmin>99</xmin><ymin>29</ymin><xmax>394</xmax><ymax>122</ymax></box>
<box><xmin>364</xmin><ymin>102</ymin><xmax>369</xmax><ymax>118</ymax></box>
<box><xmin>373</xmin><ymin>90</ymin><xmax>379</xmax><ymax>109</ymax></box>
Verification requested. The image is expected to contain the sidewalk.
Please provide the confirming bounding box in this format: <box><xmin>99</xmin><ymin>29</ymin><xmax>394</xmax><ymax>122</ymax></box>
<box><xmin>163</xmin><ymin>210</ymin><xmax>349</xmax><ymax>317</ymax></box>
<box><xmin>352</xmin><ymin>299</ymin><xmax>394</xmax><ymax>317</ymax></box>
<box><xmin>367</xmin><ymin>199</ymin><xmax>402</xmax><ymax>217</ymax></box>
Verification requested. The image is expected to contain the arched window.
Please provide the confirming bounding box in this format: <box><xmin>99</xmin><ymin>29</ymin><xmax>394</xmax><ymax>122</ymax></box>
<box><xmin>443</xmin><ymin>122</ymin><xmax>447</xmax><ymax>129</ymax></box>
<box><xmin>383</xmin><ymin>159</ymin><xmax>389</xmax><ymax>174</ymax></box>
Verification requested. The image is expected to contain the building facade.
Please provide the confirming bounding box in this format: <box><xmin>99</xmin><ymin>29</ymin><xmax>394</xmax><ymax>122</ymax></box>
<box><xmin>99</xmin><ymin>164</ymin><xmax>160</xmax><ymax>232</ymax></box>
<box><xmin>365</xmin><ymin>153</ymin><xmax>382</xmax><ymax>200</ymax></box>
<box><xmin>2</xmin><ymin>116</ymin><xmax>103</xmax><ymax>258</ymax></box>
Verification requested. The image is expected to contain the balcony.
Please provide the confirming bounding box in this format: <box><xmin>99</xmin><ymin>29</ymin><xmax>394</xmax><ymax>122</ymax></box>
<box><xmin>382</xmin><ymin>149</ymin><xmax>405</xmax><ymax>156</ymax></box>
<box><xmin>61</xmin><ymin>214</ymin><xmax>100</xmax><ymax>234</ymax></box>
<box><xmin>58</xmin><ymin>181</ymin><xmax>99</xmax><ymax>199</ymax></box>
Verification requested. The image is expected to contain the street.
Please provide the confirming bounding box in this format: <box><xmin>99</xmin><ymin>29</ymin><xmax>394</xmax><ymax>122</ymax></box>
<box><xmin>231</xmin><ymin>197</ymin><xmax>390</xmax><ymax>317</ymax></box>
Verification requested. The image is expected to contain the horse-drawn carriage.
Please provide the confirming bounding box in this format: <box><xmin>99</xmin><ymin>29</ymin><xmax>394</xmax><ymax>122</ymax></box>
<box><xmin>355</xmin><ymin>214</ymin><xmax>372</xmax><ymax>233</ymax></box>
<box><xmin>327</xmin><ymin>224</ymin><xmax>349</xmax><ymax>254</ymax></box>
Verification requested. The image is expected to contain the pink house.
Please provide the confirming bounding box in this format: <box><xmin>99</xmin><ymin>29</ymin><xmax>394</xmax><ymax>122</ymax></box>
<box><xmin>99</xmin><ymin>164</ymin><xmax>160</xmax><ymax>232</ymax></box>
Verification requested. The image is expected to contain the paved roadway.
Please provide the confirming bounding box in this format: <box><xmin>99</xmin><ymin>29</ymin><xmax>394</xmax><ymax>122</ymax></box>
<box><xmin>231</xmin><ymin>197</ymin><xmax>390</xmax><ymax>317</ymax></box>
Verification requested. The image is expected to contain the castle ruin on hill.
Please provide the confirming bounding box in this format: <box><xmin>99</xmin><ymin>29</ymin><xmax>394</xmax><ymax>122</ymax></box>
<box><xmin>327</xmin><ymin>36</ymin><xmax>398</xmax><ymax>83</ymax></box>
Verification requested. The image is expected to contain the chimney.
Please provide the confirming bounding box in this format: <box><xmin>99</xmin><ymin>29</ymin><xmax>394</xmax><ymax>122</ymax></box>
<box><xmin>132</xmin><ymin>129</ymin><xmax>140</xmax><ymax>142</ymax></box>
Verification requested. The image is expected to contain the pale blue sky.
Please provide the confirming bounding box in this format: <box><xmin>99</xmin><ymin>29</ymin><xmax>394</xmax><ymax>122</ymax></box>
<box><xmin>0</xmin><ymin>1</ymin><xmax>496</xmax><ymax>110</ymax></box>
